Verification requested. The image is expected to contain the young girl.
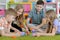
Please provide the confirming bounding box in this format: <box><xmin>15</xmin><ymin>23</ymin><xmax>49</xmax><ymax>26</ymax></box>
<box><xmin>32</xmin><ymin>10</ymin><xmax>57</xmax><ymax>37</ymax></box>
<box><xmin>12</xmin><ymin>4</ymin><xmax>29</xmax><ymax>34</ymax></box>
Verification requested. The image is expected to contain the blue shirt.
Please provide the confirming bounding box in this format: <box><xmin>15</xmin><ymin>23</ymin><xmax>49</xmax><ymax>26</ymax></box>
<box><xmin>53</xmin><ymin>19</ymin><xmax>60</xmax><ymax>34</ymax></box>
<box><xmin>28</xmin><ymin>9</ymin><xmax>45</xmax><ymax>25</ymax></box>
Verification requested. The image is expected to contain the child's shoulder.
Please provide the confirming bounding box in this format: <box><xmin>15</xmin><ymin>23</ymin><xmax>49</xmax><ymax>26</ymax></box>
<box><xmin>54</xmin><ymin>19</ymin><xmax>58</xmax><ymax>21</ymax></box>
<box><xmin>53</xmin><ymin>18</ymin><xmax>59</xmax><ymax>23</ymax></box>
<box><xmin>0</xmin><ymin>17</ymin><xmax>7</xmax><ymax>23</ymax></box>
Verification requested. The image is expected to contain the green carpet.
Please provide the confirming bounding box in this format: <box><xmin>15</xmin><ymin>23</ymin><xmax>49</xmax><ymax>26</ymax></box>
<box><xmin>0</xmin><ymin>35</ymin><xmax>60</xmax><ymax>40</ymax></box>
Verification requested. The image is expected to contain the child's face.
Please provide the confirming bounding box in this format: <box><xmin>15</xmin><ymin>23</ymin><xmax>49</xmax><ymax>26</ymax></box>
<box><xmin>46</xmin><ymin>13</ymin><xmax>49</xmax><ymax>17</ymax></box>
<box><xmin>35</xmin><ymin>5</ymin><xmax>44</xmax><ymax>12</ymax></box>
<box><xmin>49</xmin><ymin>12</ymin><xmax>54</xmax><ymax>18</ymax></box>
<box><xmin>17</xmin><ymin>8</ymin><xmax>24</xmax><ymax>16</ymax></box>
<box><xmin>46</xmin><ymin>12</ymin><xmax>54</xmax><ymax>20</ymax></box>
<box><xmin>6</xmin><ymin>15</ymin><xmax>15</xmax><ymax>22</ymax></box>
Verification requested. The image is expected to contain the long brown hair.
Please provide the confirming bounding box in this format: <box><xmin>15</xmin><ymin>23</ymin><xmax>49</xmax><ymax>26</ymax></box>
<box><xmin>46</xmin><ymin>10</ymin><xmax>57</xmax><ymax>33</ymax></box>
<box><xmin>15</xmin><ymin>4</ymin><xmax>24</xmax><ymax>20</ymax></box>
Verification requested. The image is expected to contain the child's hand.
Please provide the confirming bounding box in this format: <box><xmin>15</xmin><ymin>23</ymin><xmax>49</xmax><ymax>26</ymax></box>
<box><xmin>25</xmin><ymin>27</ymin><xmax>30</xmax><ymax>35</ymax></box>
<box><xmin>26</xmin><ymin>31</ymin><xmax>30</xmax><ymax>35</ymax></box>
<box><xmin>14</xmin><ymin>30</ymin><xmax>19</xmax><ymax>33</ymax></box>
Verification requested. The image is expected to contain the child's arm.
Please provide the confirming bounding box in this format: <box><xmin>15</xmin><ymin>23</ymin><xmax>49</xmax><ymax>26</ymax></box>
<box><xmin>32</xmin><ymin>18</ymin><xmax>46</xmax><ymax>29</ymax></box>
<box><xmin>24</xmin><ymin>25</ymin><xmax>30</xmax><ymax>35</ymax></box>
<box><xmin>26</xmin><ymin>18</ymin><xmax>31</xmax><ymax>25</ymax></box>
<box><xmin>38</xmin><ymin>18</ymin><xmax>46</xmax><ymax>28</ymax></box>
<box><xmin>23</xmin><ymin>20</ymin><xmax>29</xmax><ymax>34</ymax></box>
<box><xmin>23</xmin><ymin>16</ymin><xmax>29</xmax><ymax>31</ymax></box>
<box><xmin>11</xmin><ymin>26</ymin><xmax>20</xmax><ymax>33</ymax></box>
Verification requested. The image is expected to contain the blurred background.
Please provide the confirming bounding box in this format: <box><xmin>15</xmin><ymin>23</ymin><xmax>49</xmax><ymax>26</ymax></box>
<box><xmin>0</xmin><ymin>0</ymin><xmax>60</xmax><ymax>18</ymax></box>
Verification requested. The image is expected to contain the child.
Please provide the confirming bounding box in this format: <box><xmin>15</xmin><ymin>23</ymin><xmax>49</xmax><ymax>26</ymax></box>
<box><xmin>27</xmin><ymin>0</ymin><xmax>45</xmax><ymax>32</ymax></box>
<box><xmin>12</xmin><ymin>4</ymin><xmax>29</xmax><ymax>34</ymax></box>
<box><xmin>32</xmin><ymin>10</ymin><xmax>57</xmax><ymax>37</ymax></box>
<box><xmin>0</xmin><ymin>8</ymin><xmax>25</xmax><ymax>36</ymax></box>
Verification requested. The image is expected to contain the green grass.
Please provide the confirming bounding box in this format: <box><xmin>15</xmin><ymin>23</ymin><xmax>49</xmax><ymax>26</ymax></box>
<box><xmin>0</xmin><ymin>35</ymin><xmax>60</xmax><ymax>40</ymax></box>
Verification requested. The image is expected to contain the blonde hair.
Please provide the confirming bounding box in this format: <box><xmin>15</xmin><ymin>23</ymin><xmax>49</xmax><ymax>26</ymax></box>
<box><xmin>46</xmin><ymin>10</ymin><xmax>57</xmax><ymax>21</ymax></box>
<box><xmin>5</xmin><ymin>8</ymin><xmax>17</xmax><ymax>16</ymax></box>
<box><xmin>15</xmin><ymin>4</ymin><xmax>23</xmax><ymax>11</ymax></box>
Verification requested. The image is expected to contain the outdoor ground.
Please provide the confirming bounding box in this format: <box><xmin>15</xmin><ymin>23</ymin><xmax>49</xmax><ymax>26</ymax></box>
<box><xmin>0</xmin><ymin>35</ymin><xmax>60</xmax><ymax>40</ymax></box>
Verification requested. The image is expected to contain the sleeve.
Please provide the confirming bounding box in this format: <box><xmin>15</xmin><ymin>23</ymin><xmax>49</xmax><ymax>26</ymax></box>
<box><xmin>28</xmin><ymin>11</ymin><xmax>33</xmax><ymax>18</ymax></box>
<box><xmin>42</xmin><ymin>10</ymin><xmax>45</xmax><ymax>18</ymax></box>
<box><xmin>53</xmin><ymin>19</ymin><xmax>59</xmax><ymax>27</ymax></box>
<box><xmin>41</xmin><ymin>10</ymin><xmax>45</xmax><ymax>18</ymax></box>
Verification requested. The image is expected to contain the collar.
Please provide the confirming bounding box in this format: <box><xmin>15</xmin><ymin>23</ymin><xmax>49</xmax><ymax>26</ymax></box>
<box><xmin>35</xmin><ymin>9</ymin><xmax>43</xmax><ymax>14</ymax></box>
